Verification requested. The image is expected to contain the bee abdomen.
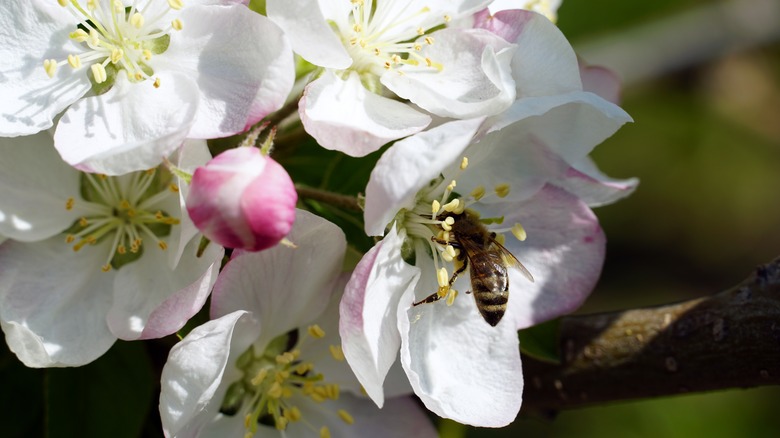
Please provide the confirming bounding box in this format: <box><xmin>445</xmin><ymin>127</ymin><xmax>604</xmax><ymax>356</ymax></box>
<box><xmin>473</xmin><ymin>287</ymin><xmax>508</xmax><ymax>326</ymax></box>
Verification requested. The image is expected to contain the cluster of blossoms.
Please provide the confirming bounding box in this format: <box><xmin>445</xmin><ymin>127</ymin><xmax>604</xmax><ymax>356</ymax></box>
<box><xmin>0</xmin><ymin>0</ymin><xmax>635</xmax><ymax>436</ymax></box>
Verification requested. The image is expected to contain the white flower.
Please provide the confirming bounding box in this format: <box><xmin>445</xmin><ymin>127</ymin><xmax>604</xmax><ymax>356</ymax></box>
<box><xmin>340</xmin><ymin>87</ymin><xmax>634</xmax><ymax>425</ymax></box>
<box><xmin>0</xmin><ymin>132</ymin><xmax>223</xmax><ymax>367</ymax></box>
<box><xmin>160</xmin><ymin>209</ymin><xmax>436</xmax><ymax>438</ymax></box>
<box><xmin>267</xmin><ymin>0</ymin><xmax>517</xmax><ymax>156</ymax></box>
<box><xmin>0</xmin><ymin>0</ymin><xmax>293</xmax><ymax>175</ymax></box>
<box><xmin>489</xmin><ymin>0</ymin><xmax>562</xmax><ymax>22</ymax></box>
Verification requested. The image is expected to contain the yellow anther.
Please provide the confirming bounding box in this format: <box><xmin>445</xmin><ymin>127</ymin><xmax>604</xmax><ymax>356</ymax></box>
<box><xmin>511</xmin><ymin>223</ymin><xmax>527</xmax><ymax>242</ymax></box>
<box><xmin>43</xmin><ymin>59</ymin><xmax>57</xmax><ymax>78</ymax></box>
<box><xmin>65</xmin><ymin>197</ymin><xmax>75</xmax><ymax>210</ymax></box>
<box><xmin>431</xmin><ymin>199</ymin><xmax>441</xmax><ymax>216</ymax></box>
<box><xmin>117</xmin><ymin>245</ymin><xmax>127</xmax><ymax>254</ymax></box>
<box><xmin>112</xmin><ymin>0</ymin><xmax>123</xmax><ymax>13</ymax></box>
<box><xmin>158</xmin><ymin>241</ymin><xmax>168</xmax><ymax>250</ymax></box>
<box><xmin>57</xmin><ymin>0</ymin><xmax>67</xmax><ymax>6</ymax></box>
<box><xmin>444</xmin><ymin>14</ymin><xmax>452</xmax><ymax>22</ymax></box>
<box><xmin>445</xmin><ymin>245</ymin><xmax>457</xmax><ymax>259</ymax></box>
<box><xmin>67</xmin><ymin>54</ymin><xmax>81</xmax><ymax>69</ymax></box>
<box><xmin>87</xmin><ymin>0</ymin><xmax>97</xmax><ymax>10</ymax></box>
<box><xmin>168</xmin><ymin>0</ymin><xmax>184</xmax><ymax>10</ymax></box>
<box><xmin>284</xmin><ymin>406</ymin><xmax>302</xmax><ymax>422</ymax></box>
<box><xmin>446</xmin><ymin>289</ymin><xmax>458</xmax><ymax>306</ymax></box>
<box><xmin>307</xmin><ymin>324</ymin><xmax>326</xmax><ymax>339</ymax></box>
<box><xmin>446</xmin><ymin>180</ymin><xmax>457</xmax><ymax>192</ymax></box>
<box><xmin>353</xmin><ymin>23</ymin><xmax>362</xmax><ymax>32</ymax></box>
<box><xmin>65</xmin><ymin>235</ymin><xmax>75</xmax><ymax>244</ymax></box>
<box><xmin>437</xmin><ymin>267</ymin><xmax>449</xmax><ymax>288</ymax></box>
<box><xmin>274</xmin><ymin>417</ymin><xmax>288</xmax><ymax>430</ymax></box>
<box><xmin>267</xmin><ymin>381</ymin><xmax>283</xmax><ymax>399</ymax></box>
<box><xmin>153</xmin><ymin>77</ymin><xmax>161</xmax><ymax>88</ymax></box>
<box><xmin>101</xmin><ymin>264</ymin><xmax>112</xmax><ymax>272</ymax></box>
<box><xmin>172</xmin><ymin>19</ymin><xmax>183</xmax><ymax>31</ymax></box>
<box><xmin>441</xmin><ymin>250</ymin><xmax>454</xmax><ymax>263</ymax></box>
<box><xmin>294</xmin><ymin>362</ymin><xmax>312</xmax><ymax>375</ymax></box>
<box><xmin>417</xmin><ymin>27</ymin><xmax>425</xmax><ymax>35</ymax></box>
<box><xmin>495</xmin><ymin>233</ymin><xmax>506</xmax><ymax>246</ymax></box>
<box><xmin>130</xmin><ymin>12</ymin><xmax>145</xmax><ymax>29</ymax></box>
<box><xmin>320</xmin><ymin>426</ymin><xmax>331</xmax><ymax>438</ymax></box>
<box><xmin>143</xmin><ymin>49</ymin><xmax>153</xmax><ymax>61</ymax></box>
<box><xmin>470</xmin><ymin>185</ymin><xmax>486</xmax><ymax>200</ymax></box>
<box><xmin>374</xmin><ymin>47</ymin><xmax>381</xmax><ymax>55</ymax></box>
<box><xmin>436</xmin><ymin>286</ymin><xmax>448</xmax><ymax>299</ymax></box>
<box><xmin>337</xmin><ymin>409</ymin><xmax>355</xmax><ymax>425</ymax></box>
<box><xmin>88</xmin><ymin>29</ymin><xmax>100</xmax><ymax>46</ymax></box>
<box><xmin>110</xmin><ymin>48</ymin><xmax>123</xmax><ymax>64</ymax></box>
<box><xmin>460</xmin><ymin>157</ymin><xmax>469</xmax><ymax>170</ymax></box>
<box><xmin>414</xmin><ymin>43</ymin><xmax>422</xmax><ymax>51</ymax></box>
<box><xmin>276</xmin><ymin>351</ymin><xmax>295</xmax><ymax>365</ymax></box>
<box><xmin>495</xmin><ymin>183</ymin><xmax>510</xmax><ymax>198</ymax></box>
<box><xmin>243</xmin><ymin>413</ymin><xmax>252</xmax><ymax>428</ymax></box>
<box><xmin>250</xmin><ymin>368</ymin><xmax>268</xmax><ymax>386</ymax></box>
<box><xmin>425</xmin><ymin>57</ymin><xmax>433</xmax><ymax>67</ymax></box>
<box><xmin>424</xmin><ymin>36</ymin><xmax>434</xmax><ymax>45</ymax></box>
<box><xmin>329</xmin><ymin>344</ymin><xmax>345</xmax><ymax>362</ymax></box>
<box><xmin>91</xmin><ymin>64</ymin><xmax>107</xmax><ymax>84</ymax></box>
<box><xmin>70</xmin><ymin>29</ymin><xmax>89</xmax><ymax>42</ymax></box>
<box><xmin>79</xmin><ymin>217</ymin><xmax>88</xmax><ymax>227</ymax></box>
<box><xmin>441</xmin><ymin>216</ymin><xmax>455</xmax><ymax>231</ymax></box>
<box><xmin>442</xmin><ymin>199</ymin><xmax>459</xmax><ymax>212</ymax></box>
<box><xmin>437</xmin><ymin>230</ymin><xmax>450</xmax><ymax>242</ymax></box>
<box><xmin>327</xmin><ymin>384</ymin><xmax>340</xmax><ymax>400</ymax></box>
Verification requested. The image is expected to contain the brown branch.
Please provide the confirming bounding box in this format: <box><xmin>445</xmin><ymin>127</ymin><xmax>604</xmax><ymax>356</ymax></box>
<box><xmin>295</xmin><ymin>185</ymin><xmax>362</xmax><ymax>212</ymax></box>
<box><xmin>521</xmin><ymin>256</ymin><xmax>780</xmax><ymax>413</ymax></box>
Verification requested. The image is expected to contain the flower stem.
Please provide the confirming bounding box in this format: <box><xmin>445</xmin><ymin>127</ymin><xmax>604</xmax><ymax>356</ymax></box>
<box><xmin>295</xmin><ymin>185</ymin><xmax>361</xmax><ymax>212</ymax></box>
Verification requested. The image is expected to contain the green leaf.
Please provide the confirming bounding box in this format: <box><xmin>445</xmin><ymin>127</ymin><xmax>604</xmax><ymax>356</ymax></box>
<box><xmin>45</xmin><ymin>341</ymin><xmax>154</xmax><ymax>438</ymax></box>
<box><xmin>518</xmin><ymin>319</ymin><xmax>561</xmax><ymax>364</ymax></box>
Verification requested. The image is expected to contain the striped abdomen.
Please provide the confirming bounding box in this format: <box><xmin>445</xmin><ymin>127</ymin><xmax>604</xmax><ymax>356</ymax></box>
<box><xmin>469</xmin><ymin>250</ymin><xmax>509</xmax><ymax>326</ymax></box>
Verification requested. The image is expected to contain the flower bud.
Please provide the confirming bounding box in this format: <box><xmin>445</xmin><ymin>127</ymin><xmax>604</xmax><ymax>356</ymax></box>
<box><xmin>186</xmin><ymin>147</ymin><xmax>297</xmax><ymax>251</ymax></box>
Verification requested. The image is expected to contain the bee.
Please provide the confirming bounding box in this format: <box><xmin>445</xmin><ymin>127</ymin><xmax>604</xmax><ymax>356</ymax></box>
<box><xmin>413</xmin><ymin>210</ymin><xmax>534</xmax><ymax>326</ymax></box>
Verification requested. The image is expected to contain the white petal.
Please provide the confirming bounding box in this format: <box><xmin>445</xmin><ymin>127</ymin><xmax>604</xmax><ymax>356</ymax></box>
<box><xmin>161</xmin><ymin>5</ymin><xmax>294</xmax><ymax>138</ymax></box>
<box><xmin>266</xmin><ymin>0</ymin><xmax>352</xmax><ymax>69</ymax></box>
<box><xmin>107</xmin><ymin>230</ymin><xmax>224</xmax><ymax>340</ymax></box>
<box><xmin>556</xmin><ymin>157</ymin><xmax>639</xmax><ymax>207</ymax></box>
<box><xmin>0</xmin><ymin>239</ymin><xmax>116</xmax><ymax>367</ymax></box>
<box><xmin>398</xmin><ymin>256</ymin><xmax>524</xmax><ymax>427</ymax></box>
<box><xmin>300</xmin><ymin>71</ymin><xmax>431</xmax><ymax>157</ymax></box>
<box><xmin>364</xmin><ymin>118</ymin><xmax>483</xmax><ymax>236</ymax></box>
<box><xmin>0</xmin><ymin>1</ymin><xmax>91</xmax><ymax>136</ymax></box>
<box><xmin>210</xmin><ymin>209</ymin><xmax>346</xmax><ymax>348</ymax></box>
<box><xmin>509</xmin><ymin>10</ymin><xmax>582</xmax><ymax>97</ymax></box>
<box><xmin>482</xmin><ymin>185</ymin><xmax>606</xmax><ymax>329</ymax></box>
<box><xmin>339</xmin><ymin>227</ymin><xmax>420</xmax><ymax>406</ymax></box>
<box><xmin>53</xmin><ymin>71</ymin><xmax>199</xmax><ymax>175</ymax></box>
<box><xmin>0</xmin><ymin>132</ymin><xmax>81</xmax><ymax>241</ymax></box>
<box><xmin>484</xmin><ymin>91</ymin><xmax>632</xmax><ymax>164</ymax></box>
<box><xmin>159</xmin><ymin>310</ymin><xmax>254</xmax><ymax>438</ymax></box>
<box><xmin>383</xmin><ymin>28</ymin><xmax>516</xmax><ymax>118</ymax></box>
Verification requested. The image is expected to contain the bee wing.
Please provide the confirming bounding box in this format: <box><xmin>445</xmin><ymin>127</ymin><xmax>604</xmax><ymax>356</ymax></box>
<box><xmin>490</xmin><ymin>239</ymin><xmax>535</xmax><ymax>283</ymax></box>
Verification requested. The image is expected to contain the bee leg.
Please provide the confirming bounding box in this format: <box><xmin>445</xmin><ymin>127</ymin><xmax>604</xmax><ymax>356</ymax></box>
<box><xmin>412</xmin><ymin>260</ymin><xmax>468</xmax><ymax>306</ymax></box>
<box><xmin>430</xmin><ymin>236</ymin><xmax>462</xmax><ymax>249</ymax></box>
<box><xmin>412</xmin><ymin>292</ymin><xmax>443</xmax><ymax>306</ymax></box>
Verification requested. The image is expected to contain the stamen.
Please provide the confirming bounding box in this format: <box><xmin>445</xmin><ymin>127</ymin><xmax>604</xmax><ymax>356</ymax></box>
<box><xmin>307</xmin><ymin>325</ymin><xmax>326</xmax><ymax>339</ymax></box>
<box><xmin>442</xmin><ymin>199</ymin><xmax>459</xmax><ymax>212</ymax></box>
<box><xmin>320</xmin><ymin>427</ymin><xmax>331</xmax><ymax>438</ymax></box>
<box><xmin>460</xmin><ymin>157</ymin><xmax>469</xmax><ymax>170</ymax></box>
<box><xmin>511</xmin><ymin>223</ymin><xmax>527</xmax><ymax>241</ymax></box>
<box><xmin>446</xmin><ymin>289</ymin><xmax>458</xmax><ymax>306</ymax></box>
<box><xmin>67</xmin><ymin>54</ymin><xmax>82</xmax><ymax>69</ymax></box>
<box><xmin>470</xmin><ymin>185</ymin><xmax>486</xmax><ymax>200</ymax></box>
<box><xmin>337</xmin><ymin>409</ymin><xmax>355</xmax><ymax>425</ymax></box>
<box><xmin>329</xmin><ymin>345</ymin><xmax>345</xmax><ymax>361</ymax></box>
<box><xmin>91</xmin><ymin>63</ymin><xmax>107</xmax><ymax>83</ymax></box>
<box><xmin>171</xmin><ymin>19</ymin><xmax>183</xmax><ymax>31</ymax></box>
<box><xmin>168</xmin><ymin>0</ymin><xmax>184</xmax><ymax>10</ymax></box>
<box><xmin>495</xmin><ymin>183</ymin><xmax>510</xmax><ymax>198</ymax></box>
<box><xmin>437</xmin><ymin>267</ymin><xmax>449</xmax><ymax>288</ymax></box>
<box><xmin>43</xmin><ymin>59</ymin><xmax>58</xmax><ymax>78</ymax></box>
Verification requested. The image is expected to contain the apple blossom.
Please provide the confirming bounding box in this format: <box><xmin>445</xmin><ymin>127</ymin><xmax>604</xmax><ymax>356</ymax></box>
<box><xmin>186</xmin><ymin>147</ymin><xmax>297</xmax><ymax>251</ymax></box>
<box><xmin>0</xmin><ymin>0</ymin><xmax>293</xmax><ymax>175</ymax></box>
<box><xmin>340</xmin><ymin>88</ymin><xmax>635</xmax><ymax>425</ymax></box>
<box><xmin>0</xmin><ymin>132</ymin><xmax>223</xmax><ymax>367</ymax></box>
<box><xmin>160</xmin><ymin>209</ymin><xmax>436</xmax><ymax>438</ymax></box>
<box><xmin>266</xmin><ymin>0</ymin><xmax>517</xmax><ymax>156</ymax></box>
<box><xmin>489</xmin><ymin>0</ymin><xmax>562</xmax><ymax>22</ymax></box>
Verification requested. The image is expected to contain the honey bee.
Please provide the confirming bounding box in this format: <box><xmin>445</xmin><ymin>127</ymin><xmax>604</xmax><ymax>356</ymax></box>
<box><xmin>413</xmin><ymin>210</ymin><xmax>534</xmax><ymax>326</ymax></box>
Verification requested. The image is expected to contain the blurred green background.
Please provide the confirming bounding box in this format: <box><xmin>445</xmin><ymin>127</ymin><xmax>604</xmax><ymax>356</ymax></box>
<box><xmin>452</xmin><ymin>0</ymin><xmax>780</xmax><ymax>437</ymax></box>
<box><xmin>3</xmin><ymin>1</ymin><xmax>779</xmax><ymax>437</ymax></box>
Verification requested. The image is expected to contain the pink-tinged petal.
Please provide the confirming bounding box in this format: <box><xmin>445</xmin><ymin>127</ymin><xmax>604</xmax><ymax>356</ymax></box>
<box><xmin>300</xmin><ymin>71</ymin><xmax>431</xmax><ymax>157</ymax></box>
<box><xmin>0</xmin><ymin>239</ymin><xmax>116</xmax><ymax>367</ymax></box>
<box><xmin>504</xmin><ymin>10</ymin><xmax>582</xmax><ymax>98</ymax></box>
<box><xmin>160</xmin><ymin>310</ymin><xmax>255</xmax><ymax>438</ymax></box>
<box><xmin>383</xmin><ymin>28</ymin><xmax>516</xmax><ymax>118</ymax></box>
<box><xmin>107</xmin><ymin>233</ymin><xmax>224</xmax><ymax>341</ymax></box>
<box><xmin>53</xmin><ymin>71</ymin><xmax>199</xmax><ymax>175</ymax></box>
<box><xmin>0</xmin><ymin>132</ymin><xmax>81</xmax><ymax>241</ymax></box>
<box><xmin>168</xmin><ymin>139</ymin><xmax>213</xmax><ymax>268</ymax></box>
<box><xmin>161</xmin><ymin>5</ymin><xmax>294</xmax><ymax>137</ymax></box>
<box><xmin>340</xmin><ymin>227</ymin><xmax>420</xmax><ymax>407</ymax></box>
<box><xmin>556</xmin><ymin>157</ymin><xmax>639</xmax><ymax>207</ymax></box>
<box><xmin>485</xmin><ymin>91</ymin><xmax>632</xmax><ymax>164</ymax></box>
<box><xmin>398</xmin><ymin>254</ymin><xmax>524</xmax><ymax>427</ymax></box>
<box><xmin>482</xmin><ymin>185</ymin><xmax>606</xmax><ymax>329</ymax></box>
<box><xmin>266</xmin><ymin>0</ymin><xmax>352</xmax><ymax>69</ymax></box>
<box><xmin>187</xmin><ymin>148</ymin><xmax>297</xmax><ymax>251</ymax></box>
<box><xmin>364</xmin><ymin>118</ymin><xmax>483</xmax><ymax>236</ymax></box>
<box><xmin>211</xmin><ymin>209</ymin><xmax>346</xmax><ymax>347</ymax></box>
<box><xmin>580</xmin><ymin>62</ymin><xmax>623</xmax><ymax>105</ymax></box>
<box><xmin>0</xmin><ymin>1</ymin><xmax>91</xmax><ymax>136</ymax></box>
<box><xmin>488</xmin><ymin>0</ymin><xmax>562</xmax><ymax>21</ymax></box>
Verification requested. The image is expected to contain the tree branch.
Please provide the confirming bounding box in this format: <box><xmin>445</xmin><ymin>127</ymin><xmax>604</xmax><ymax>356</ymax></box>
<box><xmin>521</xmin><ymin>256</ymin><xmax>780</xmax><ymax>413</ymax></box>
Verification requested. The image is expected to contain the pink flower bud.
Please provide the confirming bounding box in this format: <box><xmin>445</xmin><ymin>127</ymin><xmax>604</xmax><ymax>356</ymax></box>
<box><xmin>186</xmin><ymin>147</ymin><xmax>297</xmax><ymax>251</ymax></box>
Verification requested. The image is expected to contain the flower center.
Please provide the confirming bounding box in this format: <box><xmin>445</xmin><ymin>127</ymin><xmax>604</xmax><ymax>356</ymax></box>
<box><xmin>63</xmin><ymin>167</ymin><xmax>180</xmax><ymax>272</ymax></box>
<box><xmin>340</xmin><ymin>0</ymin><xmax>446</xmax><ymax>83</ymax></box>
<box><xmin>45</xmin><ymin>0</ymin><xmax>183</xmax><ymax>90</ymax></box>
<box><xmin>400</xmin><ymin>156</ymin><xmax>528</xmax><ymax>303</ymax></box>
<box><xmin>220</xmin><ymin>325</ymin><xmax>353</xmax><ymax>438</ymax></box>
